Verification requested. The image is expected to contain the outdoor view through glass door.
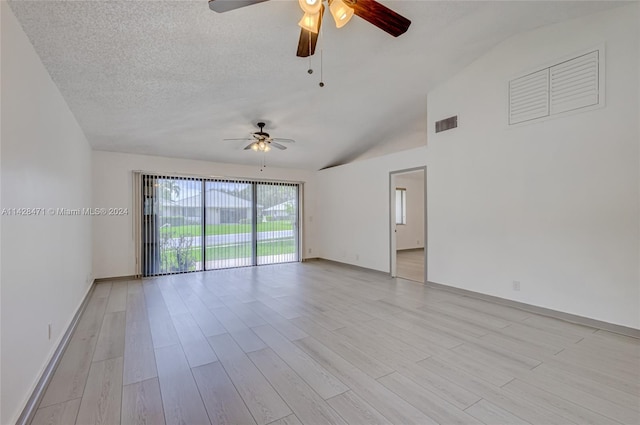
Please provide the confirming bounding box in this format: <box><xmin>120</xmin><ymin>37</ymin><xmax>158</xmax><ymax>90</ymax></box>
<box><xmin>142</xmin><ymin>175</ymin><xmax>299</xmax><ymax>276</ymax></box>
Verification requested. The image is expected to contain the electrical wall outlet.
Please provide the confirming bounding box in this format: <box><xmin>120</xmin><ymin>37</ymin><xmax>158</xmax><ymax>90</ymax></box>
<box><xmin>355</xmin><ymin>254</ymin><xmax>360</xmax><ymax>261</ymax></box>
<box><xmin>308</xmin><ymin>248</ymin><xmax>312</xmax><ymax>254</ymax></box>
<box><xmin>48</xmin><ymin>323</ymin><xmax>52</xmax><ymax>340</ymax></box>
<box><xmin>512</xmin><ymin>281</ymin><xmax>521</xmax><ymax>291</ymax></box>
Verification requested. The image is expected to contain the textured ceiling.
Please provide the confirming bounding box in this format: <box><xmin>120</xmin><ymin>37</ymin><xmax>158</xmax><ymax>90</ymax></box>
<box><xmin>8</xmin><ymin>0</ymin><xmax>623</xmax><ymax>170</ymax></box>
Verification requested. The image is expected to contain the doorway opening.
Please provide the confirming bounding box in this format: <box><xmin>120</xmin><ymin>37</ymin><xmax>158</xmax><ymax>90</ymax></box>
<box><xmin>390</xmin><ymin>167</ymin><xmax>426</xmax><ymax>283</ymax></box>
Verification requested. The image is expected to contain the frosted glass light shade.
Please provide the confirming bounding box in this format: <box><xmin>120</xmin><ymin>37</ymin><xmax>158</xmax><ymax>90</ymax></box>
<box><xmin>298</xmin><ymin>0</ymin><xmax>322</xmax><ymax>14</ymax></box>
<box><xmin>330</xmin><ymin>0</ymin><xmax>353</xmax><ymax>28</ymax></box>
<box><xmin>298</xmin><ymin>12</ymin><xmax>320</xmax><ymax>33</ymax></box>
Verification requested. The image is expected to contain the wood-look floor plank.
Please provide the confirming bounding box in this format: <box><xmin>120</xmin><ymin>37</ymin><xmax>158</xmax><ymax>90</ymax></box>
<box><xmin>172</xmin><ymin>282</ymin><xmax>227</xmax><ymax>337</ymax></box>
<box><xmin>127</xmin><ymin>280</ymin><xmax>143</xmax><ymax>295</ymax></box>
<box><xmin>246</xmin><ymin>302</ymin><xmax>308</xmax><ymax>340</ymax></box>
<box><xmin>335</xmin><ymin>322</ymin><xmax>429</xmax><ymax>363</ymax></box>
<box><xmin>290</xmin><ymin>316</ymin><xmax>394</xmax><ymax>379</ymax></box>
<box><xmin>427</xmin><ymin>301</ymin><xmax>511</xmax><ymax>329</ymax></box>
<box><xmin>395</xmin><ymin>309</ymin><xmax>488</xmax><ymax>339</ymax></box>
<box><xmin>170</xmin><ymin>312</ymin><xmax>217</xmax><ymax>367</ymax></box>
<box><xmin>208</xmin><ymin>333</ymin><xmax>291</xmax><ymax>425</ymax></box>
<box><xmin>154</xmin><ymin>344</ymin><xmax>211</xmax><ymax>425</ymax></box>
<box><xmin>326</xmin><ymin>391</ymin><xmax>392</xmax><ymax>425</ymax></box>
<box><xmin>157</xmin><ymin>279</ymin><xmax>190</xmax><ymax>316</ymax></box>
<box><xmin>221</xmin><ymin>301</ymin><xmax>268</xmax><ymax>328</ymax></box>
<box><xmin>31</xmin><ymin>398</ymin><xmax>81</xmax><ymax>425</ymax></box>
<box><xmin>447</xmin><ymin>295</ymin><xmax>532</xmax><ymax>322</ymax></box>
<box><xmin>504</xmin><ymin>378</ymin><xmax>622</xmax><ymax>425</ymax></box>
<box><xmin>252</xmin><ymin>324</ymin><xmax>348</xmax><ymax>400</ymax></box>
<box><xmin>105</xmin><ymin>281</ymin><xmax>128</xmax><ymax>313</ymax></box>
<box><xmin>464</xmin><ymin>399</ymin><xmax>532</xmax><ymax>425</ymax></box>
<box><xmin>520</xmin><ymin>314</ymin><xmax>597</xmax><ymax>338</ymax></box>
<box><xmin>452</xmin><ymin>342</ymin><xmax>541</xmax><ymax>376</ymax></box>
<box><xmin>93</xmin><ymin>311</ymin><xmax>126</xmax><ymax>362</ymax></box>
<box><xmin>76</xmin><ymin>357</ymin><xmax>123</xmax><ymax>425</ymax></box>
<box><xmin>144</xmin><ymin>282</ymin><xmax>181</xmax><ymax>348</ymax></box>
<box><xmin>91</xmin><ymin>282</ymin><xmax>112</xmax><ymax>299</ymax></box>
<box><xmin>267</xmin><ymin>415</ymin><xmax>303</xmax><ymax>425</ymax></box>
<box><xmin>371</xmin><ymin>313</ymin><xmax>463</xmax><ymax>349</ymax></box>
<box><xmin>514</xmin><ymin>365</ymin><xmax>640</xmax><ymax>424</ymax></box>
<box><xmin>377</xmin><ymin>372</ymin><xmax>483</xmax><ymax>425</ymax></box>
<box><xmin>542</xmin><ymin>354</ymin><xmax>639</xmax><ymax>396</ymax></box>
<box><xmin>123</xmin><ymin>293</ymin><xmax>157</xmax><ymax>385</ymax></box>
<box><xmin>74</xmin><ymin>293</ymin><xmax>109</xmax><ymax>336</ymax></box>
<box><xmin>248</xmin><ymin>348</ymin><xmax>347</xmax><ymax>425</ymax></box>
<box><xmin>192</xmin><ymin>361</ymin><xmax>257</xmax><ymax>425</ymax></box>
<box><xmin>392</xmin><ymin>361</ymin><xmax>482</xmax><ymax>410</ymax></box>
<box><xmin>40</xmin><ymin>330</ymin><xmax>99</xmax><ymax>407</ymax></box>
<box><xmin>480</xmin><ymin>331</ymin><xmax>562</xmax><ymax>358</ymax></box>
<box><xmin>417</xmin><ymin>357</ymin><xmax>570</xmax><ymax>425</ymax></box>
<box><xmin>531</xmin><ymin>363</ymin><xmax>640</xmax><ymax>411</ymax></box>
<box><xmin>554</xmin><ymin>345</ymin><xmax>640</xmax><ymax>379</ymax></box>
<box><xmin>212</xmin><ymin>306</ymin><xmax>267</xmax><ymax>353</ymax></box>
<box><xmin>121</xmin><ymin>378</ymin><xmax>165</xmax><ymax>425</ymax></box>
<box><xmin>502</xmin><ymin>322</ymin><xmax>582</xmax><ymax>347</ymax></box>
<box><xmin>294</xmin><ymin>336</ymin><xmax>438</xmax><ymax>424</ymax></box>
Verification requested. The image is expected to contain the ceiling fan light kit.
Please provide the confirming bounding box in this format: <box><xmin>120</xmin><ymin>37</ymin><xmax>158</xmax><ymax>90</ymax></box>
<box><xmin>329</xmin><ymin>0</ymin><xmax>354</xmax><ymax>28</ymax></box>
<box><xmin>208</xmin><ymin>0</ymin><xmax>411</xmax><ymax>57</ymax></box>
<box><xmin>224</xmin><ymin>122</ymin><xmax>295</xmax><ymax>154</ymax></box>
<box><xmin>299</xmin><ymin>0</ymin><xmax>322</xmax><ymax>15</ymax></box>
<box><xmin>298</xmin><ymin>12</ymin><xmax>321</xmax><ymax>33</ymax></box>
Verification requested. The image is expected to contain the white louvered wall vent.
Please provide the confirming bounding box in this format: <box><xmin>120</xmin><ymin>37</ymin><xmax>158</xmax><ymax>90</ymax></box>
<box><xmin>509</xmin><ymin>49</ymin><xmax>603</xmax><ymax>125</ymax></box>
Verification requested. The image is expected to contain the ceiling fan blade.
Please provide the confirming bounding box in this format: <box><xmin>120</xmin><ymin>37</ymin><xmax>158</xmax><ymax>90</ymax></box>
<box><xmin>348</xmin><ymin>0</ymin><xmax>411</xmax><ymax>37</ymax></box>
<box><xmin>244</xmin><ymin>143</ymin><xmax>255</xmax><ymax>150</ymax></box>
<box><xmin>296</xmin><ymin>4</ymin><xmax>325</xmax><ymax>57</ymax></box>
<box><xmin>271</xmin><ymin>138</ymin><xmax>296</xmax><ymax>143</ymax></box>
<box><xmin>270</xmin><ymin>142</ymin><xmax>287</xmax><ymax>150</ymax></box>
<box><xmin>208</xmin><ymin>0</ymin><xmax>269</xmax><ymax>13</ymax></box>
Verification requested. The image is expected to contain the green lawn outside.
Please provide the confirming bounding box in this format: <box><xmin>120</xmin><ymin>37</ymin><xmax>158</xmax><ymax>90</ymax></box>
<box><xmin>160</xmin><ymin>238</ymin><xmax>296</xmax><ymax>272</ymax></box>
<box><xmin>160</xmin><ymin>222</ymin><xmax>293</xmax><ymax>238</ymax></box>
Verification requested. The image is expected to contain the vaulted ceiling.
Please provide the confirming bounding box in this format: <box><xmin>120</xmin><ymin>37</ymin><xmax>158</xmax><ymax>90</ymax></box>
<box><xmin>8</xmin><ymin>0</ymin><xmax>622</xmax><ymax>170</ymax></box>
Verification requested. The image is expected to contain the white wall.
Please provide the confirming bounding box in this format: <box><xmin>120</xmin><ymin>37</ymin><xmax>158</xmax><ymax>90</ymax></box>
<box><xmin>316</xmin><ymin>147</ymin><xmax>427</xmax><ymax>272</ymax></box>
<box><xmin>395</xmin><ymin>171</ymin><xmax>425</xmax><ymax>250</ymax></box>
<box><xmin>1</xmin><ymin>4</ymin><xmax>94</xmax><ymax>423</ymax></box>
<box><xmin>427</xmin><ymin>4</ymin><xmax>639</xmax><ymax>328</ymax></box>
<box><xmin>92</xmin><ymin>151</ymin><xmax>316</xmax><ymax>279</ymax></box>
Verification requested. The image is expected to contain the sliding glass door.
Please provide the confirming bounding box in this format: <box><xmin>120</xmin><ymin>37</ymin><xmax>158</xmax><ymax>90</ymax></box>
<box><xmin>257</xmin><ymin>183</ymin><xmax>298</xmax><ymax>265</ymax></box>
<box><xmin>141</xmin><ymin>175</ymin><xmax>299</xmax><ymax>276</ymax></box>
<box><xmin>142</xmin><ymin>175</ymin><xmax>204</xmax><ymax>275</ymax></box>
<box><xmin>204</xmin><ymin>180</ymin><xmax>254</xmax><ymax>270</ymax></box>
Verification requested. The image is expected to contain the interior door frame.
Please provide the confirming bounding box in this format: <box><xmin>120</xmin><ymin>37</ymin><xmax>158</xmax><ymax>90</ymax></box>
<box><xmin>389</xmin><ymin>166</ymin><xmax>427</xmax><ymax>283</ymax></box>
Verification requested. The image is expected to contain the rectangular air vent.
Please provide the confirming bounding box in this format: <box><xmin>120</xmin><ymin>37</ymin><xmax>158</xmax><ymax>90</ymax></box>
<box><xmin>435</xmin><ymin>116</ymin><xmax>458</xmax><ymax>133</ymax></box>
<box><xmin>509</xmin><ymin>69</ymin><xmax>549</xmax><ymax>124</ymax></box>
<box><xmin>550</xmin><ymin>51</ymin><xmax>599</xmax><ymax>115</ymax></box>
<box><xmin>509</xmin><ymin>48</ymin><xmax>602</xmax><ymax>125</ymax></box>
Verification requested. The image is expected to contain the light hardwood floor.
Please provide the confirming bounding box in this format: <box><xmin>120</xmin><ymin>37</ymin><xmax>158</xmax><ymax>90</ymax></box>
<box><xmin>32</xmin><ymin>261</ymin><xmax>640</xmax><ymax>425</ymax></box>
<box><xmin>396</xmin><ymin>249</ymin><xmax>425</xmax><ymax>283</ymax></box>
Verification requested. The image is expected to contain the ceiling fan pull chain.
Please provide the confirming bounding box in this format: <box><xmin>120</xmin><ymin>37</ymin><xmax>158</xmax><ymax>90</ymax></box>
<box><xmin>319</xmin><ymin>24</ymin><xmax>325</xmax><ymax>87</ymax></box>
<box><xmin>319</xmin><ymin>49</ymin><xmax>324</xmax><ymax>87</ymax></box>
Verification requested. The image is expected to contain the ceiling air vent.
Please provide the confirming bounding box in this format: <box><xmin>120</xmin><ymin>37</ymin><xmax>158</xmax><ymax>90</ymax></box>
<box><xmin>435</xmin><ymin>116</ymin><xmax>458</xmax><ymax>133</ymax></box>
<box><xmin>509</xmin><ymin>48</ymin><xmax>603</xmax><ymax>125</ymax></box>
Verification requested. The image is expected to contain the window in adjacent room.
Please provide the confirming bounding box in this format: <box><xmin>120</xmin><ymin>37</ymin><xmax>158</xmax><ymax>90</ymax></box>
<box><xmin>395</xmin><ymin>188</ymin><xmax>406</xmax><ymax>225</ymax></box>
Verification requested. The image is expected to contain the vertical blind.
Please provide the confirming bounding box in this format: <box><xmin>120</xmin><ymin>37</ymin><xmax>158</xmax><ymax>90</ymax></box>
<box><xmin>134</xmin><ymin>172</ymin><xmax>300</xmax><ymax>277</ymax></box>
